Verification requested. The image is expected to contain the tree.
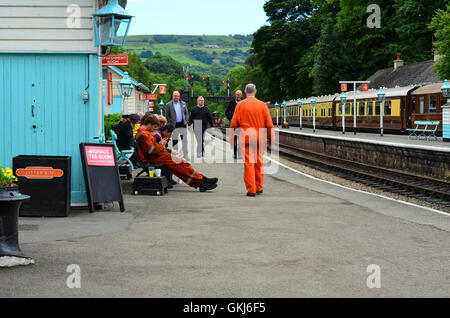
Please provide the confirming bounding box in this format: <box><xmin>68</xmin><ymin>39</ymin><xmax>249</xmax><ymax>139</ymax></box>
<box><xmin>429</xmin><ymin>4</ymin><xmax>450</xmax><ymax>79</ymax></box>
<box><xmin>144</xmin><ymin>55</ymin><xmax>184</xmax><ymax>75</ymax></box>
<box><xmin>391</xmin><ymin>0</ymin><xmax>446</xmax><ymax>63</ymax></box>
<box><xmin>140</xmin><ymin>50</ymin><xmax>153</xmax><ymax>58</ymax></box>
<box><xmin>248</xmin><ymin>0</ymin><xmax>320</xmax><ymax>100</ymax></box>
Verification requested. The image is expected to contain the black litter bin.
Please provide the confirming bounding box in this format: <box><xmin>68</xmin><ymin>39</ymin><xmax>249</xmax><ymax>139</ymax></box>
<box><xmin>13</xmin><ymin>155</ymin><xmax>71</xmax><ymax>217</ymax></box>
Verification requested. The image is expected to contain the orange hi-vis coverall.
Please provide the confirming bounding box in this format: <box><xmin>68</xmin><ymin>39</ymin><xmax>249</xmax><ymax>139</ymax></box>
<box><xmin>230</xmin><ymin>97</ymin><xmax>274</xmax><ymax>194</ymax></box>
<box><xmin>135</xmin><ymin>127</ymin><xmax>203</xmax><ymax>188</ymax></box>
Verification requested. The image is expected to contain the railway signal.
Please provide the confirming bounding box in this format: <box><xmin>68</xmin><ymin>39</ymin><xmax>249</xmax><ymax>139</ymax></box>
<box><xmin>202</xmin><ymin>76</ymin><xmax>211</xmax><ymax>93</ymax></box>
<box><xmin>221</xmin><ymin>79</ymin><xmax>231</xmax><ymax>96</ymax></box>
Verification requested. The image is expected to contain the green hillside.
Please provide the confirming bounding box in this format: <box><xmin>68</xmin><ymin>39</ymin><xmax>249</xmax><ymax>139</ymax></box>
<box><xmin>124</xmin><ymin>34</ymin><xmax>252</xmax><ymax>78</ymax></box>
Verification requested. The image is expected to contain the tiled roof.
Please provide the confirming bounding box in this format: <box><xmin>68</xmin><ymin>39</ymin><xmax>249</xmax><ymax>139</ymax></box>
<box><xmin>364</xmin><ymin>60</ymin><xmax>440</xmax><ymax>89</ymax></box>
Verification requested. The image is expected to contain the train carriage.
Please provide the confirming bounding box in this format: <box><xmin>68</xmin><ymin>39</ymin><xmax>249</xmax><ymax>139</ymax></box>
<box><xmin>267</xmin><ymin>82</ymin><xmax>445</xmax><ymax>134</ymax></box>
<box><xmin>410</xmin><ymin>83</ymin><xmax>445</xmax><ymax>132</ymax></box>
<box><xmin>334</xmin><ymin>86</ymin><xmax>417</xmax><ymax>132</ymax></box>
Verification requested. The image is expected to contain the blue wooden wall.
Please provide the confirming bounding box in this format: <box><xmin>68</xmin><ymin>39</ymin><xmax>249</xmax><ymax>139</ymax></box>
<box><xmin>0</xmin><ymin>53</ymin><xmax>100</xmax><ymax>203</ymax></box>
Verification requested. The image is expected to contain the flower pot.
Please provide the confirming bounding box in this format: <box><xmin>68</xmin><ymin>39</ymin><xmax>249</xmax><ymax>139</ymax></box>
<box><xmin>0</xmin><ymin>187</ymin><xmax>32</xmax><ymax>259</ymax></box>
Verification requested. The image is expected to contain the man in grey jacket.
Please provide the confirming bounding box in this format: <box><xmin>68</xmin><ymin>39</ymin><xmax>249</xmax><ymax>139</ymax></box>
<box><xmin>165</xmin><ymin>91</ymin><xmax>190</xmax><ymax>158</ymax></box>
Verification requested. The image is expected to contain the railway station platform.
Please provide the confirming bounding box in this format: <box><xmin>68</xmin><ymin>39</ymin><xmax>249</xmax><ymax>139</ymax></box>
<box><xmin>276</xmin><ymin>127</ymin><xmax>450</xmax><ymax>181</ymax></box>
<box><xmin>276</xmin><ymin>127</ymin><xmax>450</xmax><ymax>149</ymax></box>
<box><xmin>1</xmin><ymin>135</ymin><xmax>449</xmax><ymax>297</ymax></box>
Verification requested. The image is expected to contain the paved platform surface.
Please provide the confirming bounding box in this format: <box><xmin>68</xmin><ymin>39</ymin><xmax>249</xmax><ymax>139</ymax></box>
<box><xmin>277</xmin><ymin>127</ymin><xmax>450</xmax><ymax>150</ymax></box>
<box><xmin>1</xmin><ymin>136</ymin><xmax>449</xmax><ymax>297</ymax></box>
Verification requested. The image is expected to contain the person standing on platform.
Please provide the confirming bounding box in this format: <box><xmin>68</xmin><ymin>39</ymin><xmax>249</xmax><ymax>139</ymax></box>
<box><xmin>189</xmin><ymin>96</ymin><xmax>214</xmax><ymax>158</ymax></box>
<box><xmin>226</xmin><ymin>90</ymin><xmax>243</xmax><ymax>159</ymax></box>
<box><xmin>230</xmin><ymin>84</ymin><xmax>274</xmax><ymax>197</ymax></box>
<box><xmin>165</xmin><ymin>91</ymin><xmax>189</xmax><ymax>159</ymax></box>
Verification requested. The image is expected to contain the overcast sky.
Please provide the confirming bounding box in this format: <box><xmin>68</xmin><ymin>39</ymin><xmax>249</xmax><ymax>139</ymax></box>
<box><xmin>126</xmin><ymin>0</ymin><xmax>269</xmax><ymax>35</ymax></box>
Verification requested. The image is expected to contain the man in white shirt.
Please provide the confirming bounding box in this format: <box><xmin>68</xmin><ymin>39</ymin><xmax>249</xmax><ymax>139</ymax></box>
<box><xmin>165</xmin><ymin>91</ymin><xmax>189</xmax><ymax>158</ymax></box>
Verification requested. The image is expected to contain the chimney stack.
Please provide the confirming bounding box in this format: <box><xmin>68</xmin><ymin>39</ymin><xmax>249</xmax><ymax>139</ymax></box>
<box><xmin>394</xmin><ymin>53</ymin><xmax>404</xmax><ymax>69</ymax></box>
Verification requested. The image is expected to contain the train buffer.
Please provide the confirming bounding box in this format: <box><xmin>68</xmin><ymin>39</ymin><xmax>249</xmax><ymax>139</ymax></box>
<box><xmin>407</xmin><ymin>121</ymin><xmax>440</xmax><ymax>141</ymax></box>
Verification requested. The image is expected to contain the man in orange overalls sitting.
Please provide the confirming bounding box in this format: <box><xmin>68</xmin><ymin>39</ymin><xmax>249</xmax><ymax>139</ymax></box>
<box><xmin>136</xmin><ymin>114</ymin><xmax>218</xmax><ymax>192</ymax></box>
<box><xmin>230</xmin><ymin>83</ymin><xmax>274</xmax><ymax>197</ymax></box>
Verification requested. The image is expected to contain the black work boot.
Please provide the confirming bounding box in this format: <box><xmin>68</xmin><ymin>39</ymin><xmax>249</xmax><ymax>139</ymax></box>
<box><xmin>203</xmin><ymin>177</ymin><xmax>218</xmax><ymax>184</ymax></box>
<box><xmin>199</xmin><ymin>179</ymin><xmax>218</xmax><ymax>192</ymax></box>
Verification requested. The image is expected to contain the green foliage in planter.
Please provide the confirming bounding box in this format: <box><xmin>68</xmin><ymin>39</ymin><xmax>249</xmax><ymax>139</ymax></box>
<box><xmin>104</xmin><ymin>114</ymin><xmax>123</xmax><ymax>140</ymax></box>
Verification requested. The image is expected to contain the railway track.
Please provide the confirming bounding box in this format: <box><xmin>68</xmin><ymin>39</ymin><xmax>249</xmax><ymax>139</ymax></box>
<box><xmin>216</xmin><ymin>127</ymin><xmax>450</xmax><ymax>209</ymax></box>
<box><xmin>277</xmin><ymin>143</ymin><xmax>450</xmax><ymax>209</ymax></box>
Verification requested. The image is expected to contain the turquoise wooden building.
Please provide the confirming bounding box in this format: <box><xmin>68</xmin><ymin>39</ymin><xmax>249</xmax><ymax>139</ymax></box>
<box><xmin>0</xmin><ymin>0</ymin><xmax>132</xmax><ymax>204</ymax></box>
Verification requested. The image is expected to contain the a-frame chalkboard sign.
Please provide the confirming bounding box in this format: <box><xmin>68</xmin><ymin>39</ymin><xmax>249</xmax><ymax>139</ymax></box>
<box><xmin>79</xmin><ymin>143</ymin><xmax>125</xmax><ymax>212</ymax></box>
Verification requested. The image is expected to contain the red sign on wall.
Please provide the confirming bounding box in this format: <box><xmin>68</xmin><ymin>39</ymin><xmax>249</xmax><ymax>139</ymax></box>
<box><xmin>145</xmin><ymin>94</ymin><xmax>158</xmax><ymax>100</ymax></box>
<box><xmin>341</xmin><ymin>83</ymin><xmax>348</xmax><ymax>92</ymax></box>
<box><xmin>102</xmin><ymin>54</ymin><xmax>129</xmax><ymax>66</ymax></box>
<box><xmin>85</xmin><ymin>146</ymin><xmax>115</xmax><ymax>166</ymax></box>
<box><xmin>159</xmin><ymin>85</ymin><xmax>167</xmax><ymax>94</ymax></box>
<box><xmin>149</xmin><ymin>101</ymin><xmax>154</xmax><ymax>112</ymax></box>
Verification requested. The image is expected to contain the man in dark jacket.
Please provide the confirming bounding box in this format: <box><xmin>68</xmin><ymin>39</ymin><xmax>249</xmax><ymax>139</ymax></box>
<box><xmin>225</xmin><ymin>90</ymin><xmax>243</xmax><ymax>159</ymax></box>
<box><xmin>189</xmin><ymin>96</ymin><xmax>214</xmax><ymax>158</ymax></box>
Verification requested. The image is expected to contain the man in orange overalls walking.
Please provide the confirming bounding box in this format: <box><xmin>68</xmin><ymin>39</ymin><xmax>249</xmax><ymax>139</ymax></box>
<box><xmin>136</xmin><ymin>114</ymin><xmax>218</xmax><ymax>192</ymax></box>
<box><xmin>230</xmin><ymin>84</ymin><xmax>274</xmax><ymax>197</ymax></box>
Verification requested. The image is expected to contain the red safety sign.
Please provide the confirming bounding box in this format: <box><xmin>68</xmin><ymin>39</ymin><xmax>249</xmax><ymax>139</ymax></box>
<box><xmin>159</xmin><ymin>85</ymin><xmax>167</xmax><ymax>94</ymax></box>
<box><xmin>102</xmin><ymin>54</ymin><xmax>129</xmax><ymax>66</ymax></box>
<box><xmin>107</xmin><ymin>72</ymin><xmax>113</xmax><ymax>105</ymax></box>
<box><xmin>145</xmin><ymin>94</ymin><xmax>158</xmax><ymax>100</ymax></box>
<box><xmin>149</xmin><ymin>101</ymin><xmax>154</xmax><ymax>112</ymax></box>
<box><xmin>362</xmin><ymin>83</ymin><xmax>369</xmax><ymax>92</ymax></box>
<box><xmin>341</xmin><ymin>83</ymin><xmax>348</xmax><ymax>92</ymax></box>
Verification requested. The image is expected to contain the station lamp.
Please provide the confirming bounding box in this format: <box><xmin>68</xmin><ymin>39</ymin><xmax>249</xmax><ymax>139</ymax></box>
<box><xmin>297</xmin><ymin>98</ymin><xmax>303</xmax><ymax>130</ymax></box>
<box><xmin>310</xmin><ymin>97</ymin><xmax>317</xmax><ymax>133</ymax></box>
<box><xmin>340</xmin><ymin>92</ymin><xmax>347</xmax><ymax>134</ymax></box>
<box><xmin>159</xmin><ymin>99</ymin><xmax>165</xmax><ymax>116</ymax></box>
<box><xmin>119</xmin><ymin>72</ymin><xmax>133</xmax><ymax>98</ymax></box>
<box><xmin>441</xmin><ymin>80</ymin><xmax>450</xmax><ymax>103</ymax></box>
<box><xmin>377</xmin><ymin>87</ymin><xmax>386</xmax><ymax>137</ymax></box>
<box><xmin>377</xmin><ymin>87</ymin><xmax>386</xmax><ymax>102</ymax></box>
<box><xmin>274</xmin><ymin>102</ymin><xmax>279</xmax><ymax>127</ymax></box>
<box><xmin>282</xmin><ymin>100</ymin><xmax>287</xmax><ymax>125</ymax></box>
<box><xmin>93</xmin><ymin>0</ymin><xmax>134</xmax><ymax>48</ymax></box>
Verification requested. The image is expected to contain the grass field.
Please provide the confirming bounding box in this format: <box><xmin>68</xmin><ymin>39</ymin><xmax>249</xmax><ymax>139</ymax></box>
<box><xmin>125</xmin><ymin>34</ymin><xmax>252</xmax><ymax>78</ymax></box>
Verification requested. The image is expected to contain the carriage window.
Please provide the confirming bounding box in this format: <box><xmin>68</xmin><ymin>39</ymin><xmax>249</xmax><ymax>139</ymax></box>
<box><xmin>328</xmin><ymin>108</ymin><xmax>331</xmax><ymax>117</ymax></box>
<box><xmin>345</xmin><ymin>103</ymin><xmax>351</xmax><ymax>115</ymax></box>
<box><xmin>429</xmin><ymin>96</ymin><xmax>437</xmax><ymax>113</ymax></box>
<box><xmin>338</xmin><ymin>103</ymin><xmax>342</xmax><ymax>115</ymax></box>
<box><xmin>359</xmin><ymin>102</ymin><xmax>365</xmax><ymax>116</ymax></box>
<box><xmin>412</xmin><ymin>97</ymin><xmax>417</xmax><ymax>113</ymax></box>
<box><xmin>367</xmin><ymin>101</ymin><xmax>373</xmax><ymax>116</ymax></box>
<box><xmin>419</xmin><ymin>97</ymin><xmax>424</xmax><ymax>113</ymax></box>
<box><xmin>375</xmin><ymin>101</ymin><xmax>381</xmax><ymax>115</ymax></box>
<box><xmin>384</xmin><ymin>101</ymin><xmax>391</xmax><ymax>116</ymax></box>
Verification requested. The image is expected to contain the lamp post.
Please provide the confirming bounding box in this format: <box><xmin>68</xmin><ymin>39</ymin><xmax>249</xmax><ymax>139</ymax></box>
<box><xmin>442</xmin><ymin>80</ymin><xmax>450</xmax><ymax>142</ymax></box>
<box><xmin>159</xmin><ymin>100</ymin><xmax>165</xmax><ymax>116</ymax></box>
<box><xmin>275</xmin><ymin>102</ymin><xmax>279</xmax><ymax>127</ymax></box>
<box><xmin>340</xmin><ymin>92</ymin><xmax>347</xmax><ymax>134</ymax></box>
<box><xmin>297</xmin><ymin>98</ymin><xmax>303</xmax><ymax>130</ymax></box>
<box><xmin>441</xmin><ymin>79</ymin><xmax>450</xmax><ymax>104</ymax></box>
<box><xmin>311</xmin><ymin>96</ymin><xmax>317</xmax><ymax>133</ymax></box>
<box><xmin>282</xmin><ymin>100</ymin><xmax>287</xmax><ymax>126</ymax></box>
<box><xmin>377</xmin><ymin>87</ymin><xmax>386</xmax><ymax>136</ymax></box>
<box><xmin>119</xmin><ymin>71</ymin><xmax>133</xmax><ymax>114</ymax></box>
<box><xmin>93</xmin><ymin>0</ymin><xmax>134</xmax><ymax>48</ymax></box>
